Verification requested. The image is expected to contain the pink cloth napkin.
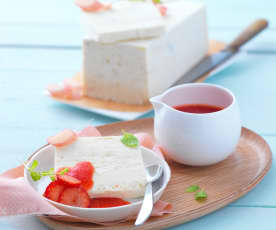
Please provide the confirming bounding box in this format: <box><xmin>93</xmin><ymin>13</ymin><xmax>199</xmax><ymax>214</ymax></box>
<box><xmin>0</xmin><ymin>127</ymin><xmax>172</xmax><ymax>224</ymax></box>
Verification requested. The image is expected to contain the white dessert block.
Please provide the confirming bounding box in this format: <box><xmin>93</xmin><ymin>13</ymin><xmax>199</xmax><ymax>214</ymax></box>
<box><xmin>83</xmin><ymin>1</ymin><xmax>209</xmax><ymax>104</ymax></box>
<box><xmin>81</xmin><ymin>1</ymin><xmax>165</xmax><ymax>43</ymax></box>
<box><xmin>55</xmin><ymin>136</ymin><xmax>147</xmax><ymax>199</ymax></box>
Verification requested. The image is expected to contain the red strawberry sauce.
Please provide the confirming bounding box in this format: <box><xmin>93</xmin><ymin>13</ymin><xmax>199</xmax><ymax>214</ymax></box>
<box><xmin>57</xmin><ymin>161</ymin><xmax>130</xmax><ymax>208</ymax></box>
<box><xmin>90</xmin><ymin>197</ymin><xmax>130</xmax><ymax>208</ymax></box>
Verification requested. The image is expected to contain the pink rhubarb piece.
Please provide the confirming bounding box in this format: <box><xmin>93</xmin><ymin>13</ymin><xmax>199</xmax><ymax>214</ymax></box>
<box><xmin>152</xmin><ymin>144</ymin><xmax>166</xmax><ymax>159</ymax></box>
<box><xmin>47</xmin><ymin>84</ymin><xmax>66</xmax><ymax>97</ymax></box>
<box><xmin>78</xmin><ymin>125</ymin><xmax>102</xmax><ymax>137</ymax></box>
<box><xmin>75</xmin><ymin>0</ymin><xmax>111</xmax><ymax>12</ymax></box>
<box><xmin>135</xmin><ymin>132</ymin><xmax>155</xmax><ymax>149</ymax></box>
<box><xmin>47</xmin><ymin>129</ymin><xmax>77</xmax><ymax>147</ymax></box>
<box><xmin>151</xmin><ymin>200</ymin><xmax>173</xmax><ymax>216</ymax></box>
<box><xmin>63</xmin><ymin>78</ymin><xmax>83</xmax><ymax>100</ymax></box>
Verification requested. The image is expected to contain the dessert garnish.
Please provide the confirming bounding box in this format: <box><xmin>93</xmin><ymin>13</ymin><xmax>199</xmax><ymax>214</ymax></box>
<box><xmin>185</xmin><ymin>185</ymin><xmax>200</xmax><ymax>193</ymax></box>
<box><xmin>185</xmin><ymin>185</ymin><xmax>207</xmax><ymax>201</ymax></box>
<box><xmin>121</xmin><ymin>130</ymin><xmax>139</xmax><ymax>148</ymax></box>
<box><xmin>47</xmin><ymin>129</ymin><xmax>78</xmax><ymax>147</ymax></box>
<box><xmin>26</xmin><ymin>160</ymin><xmax>69</xmax><ymax>182</ymax></box>
<box><xmin>195</xmin><ymin>190</ymin><xmax>207</xmax><ymax>201</ymax></box>
<box><xmin>75</xmin><ymin>0</ymin><xmax>112</xmax><ymax>12</ymax></box>
<box><xmin>47</xmin><ymin>78</ymin><xmax>83</xmax><ymax>100</ymax></box>
<box><xmin>135</xmin><ymin>132</ymin><xmax>154</xmax><ymax>149</ymax></box>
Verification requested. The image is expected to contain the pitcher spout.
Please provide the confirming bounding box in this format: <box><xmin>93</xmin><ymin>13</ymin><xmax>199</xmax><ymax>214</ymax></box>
<box><xmin>150</xmin><ymin>95</ymin><xmax>164</xmax><ymax>113</ymax></box>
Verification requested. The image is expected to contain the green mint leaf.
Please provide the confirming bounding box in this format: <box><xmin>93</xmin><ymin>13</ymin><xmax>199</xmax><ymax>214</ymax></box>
<box><xmin>50</xmin><ymin>175</ymin><xmax>56</xmax><ymax>182</ymax></box>
<box><xmin>29</xmin><ymin>160</ymin><xmax>38</xmax><ymax>171</ymax></box>
<box><xmin>121</xmin><ymin>131</ymin><xmax>139</xmax><ymax>148</ymax></box>
<box><xmin>152</xmin><ymin>0</ymin><xmax>161</xmax><ymax>4</ymax></box>
<box><xmin>30</xmin><ymin>171</ymin><xmax>41</xmax><ymax>181</ymax></box>
<box><xmin>195</xmin><ymin>190</ymin><xmax>207</xmax><ymax>201</ymax></box>
<box><xmin>185</xmin><ymin>185</ymin><xmax>200</xmax><ymax>193</ymax></box>
<box><xmin>128</xmin><ymin>0</ymin><xmax>146</xmax><ymax>2</ymax></box>
<box><xmin>58</xmin><ymin>168</ymin><xmax>69</xmax><ymax>175</ymax></box>
<box><xmin>41</xmin><ymin>168</ymin><xmax>55</xmax><ymax>176</ymax></box>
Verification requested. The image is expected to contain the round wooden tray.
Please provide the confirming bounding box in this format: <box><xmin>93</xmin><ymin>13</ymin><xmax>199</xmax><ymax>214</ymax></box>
<box><xmin>39</xmin><ymin>118</ymin><xmax>272</xmax><ymax>230</ymax></box>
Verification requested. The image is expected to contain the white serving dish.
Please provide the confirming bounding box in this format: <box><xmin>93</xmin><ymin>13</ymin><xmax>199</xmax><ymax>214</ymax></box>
<box><xmin>24</xmin><ymin>146</ymin><xmax>171</xmax><ymax>222</ymax></box>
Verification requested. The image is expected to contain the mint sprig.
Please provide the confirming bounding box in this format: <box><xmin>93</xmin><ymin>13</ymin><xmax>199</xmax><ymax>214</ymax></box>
<box><xmin>195</xmin><ymin>190</ymin><xmax>207</xmax><ymax>201</ymax></box>
<box><xmin>26</xmin><ymin>160</ymin><xmax>68</xmax><ymax>182</ymax></box>
<box><xmin>59</xmin><ymin>168</ymin><xmax>69</xmax><ymax>175</ymax></box>
<box><xmin>185</xmin><ymin>185</ymin><xmax>200</xmax><ymax>193</ymax></box>
<box><xmin>185</xmin><ymin>185</ymin><xmax>207</xmax><ymax>202</ymax></box>
<box><xmin>121</xmin><ymin>131</ymin><xmax>139</xmax><ymax>148</ymax></box>
<box><xmin>152</xmin><ymin>0</ymin><xmax>162</xmax><ymax>4</ymax></box>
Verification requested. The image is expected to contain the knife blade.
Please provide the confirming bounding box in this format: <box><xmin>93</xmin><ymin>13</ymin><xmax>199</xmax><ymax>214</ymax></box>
<box><xmin>173</xmin><ymin>19</ymin><xmax>268</xmax><ymax>86</ymax></box>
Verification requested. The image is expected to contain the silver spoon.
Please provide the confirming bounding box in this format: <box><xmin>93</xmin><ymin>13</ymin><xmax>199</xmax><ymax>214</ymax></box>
<box><xmin>134</xmin><ymin>164</ymin><xmax>163</xmax><ymax>226</ymax></box>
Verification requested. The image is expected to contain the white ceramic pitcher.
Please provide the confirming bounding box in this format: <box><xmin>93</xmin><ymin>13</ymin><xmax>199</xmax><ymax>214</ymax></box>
<box><xmin>150</xmin><ymin>83</ymin><xmax>241</xmax><ymax>166</ymax></box>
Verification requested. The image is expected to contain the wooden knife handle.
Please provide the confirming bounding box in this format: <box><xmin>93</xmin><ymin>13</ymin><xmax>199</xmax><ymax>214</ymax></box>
<box><xmin>225</xmin><ymin>19</ymin><xmax>268</xmax><ymax>51</ymax></box>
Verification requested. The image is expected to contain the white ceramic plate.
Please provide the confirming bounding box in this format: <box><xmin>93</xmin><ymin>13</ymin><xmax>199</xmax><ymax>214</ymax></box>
<box><xmin>45</xmin><ymin>91</ymin><xmax>153</xmax><ymax>121</ymax></box>
<box><xmin>24</xmin><ymin>146</ymin><xmax>171</xmax><ymax>222</ymax></box>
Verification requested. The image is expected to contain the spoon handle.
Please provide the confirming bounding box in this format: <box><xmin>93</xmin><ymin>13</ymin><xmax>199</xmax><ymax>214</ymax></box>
<box><xmin>134</xmin><ymin>182</ymin><xmax>153</xmax><ymax>226</ymax></box>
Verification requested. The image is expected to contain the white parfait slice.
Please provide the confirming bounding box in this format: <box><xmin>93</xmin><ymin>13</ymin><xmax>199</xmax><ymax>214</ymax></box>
<box><xmin>83</xmin><ymin>0</ymin><xmax>209</xmax><ymax>104</ymax></box>
<box><xmin>55</xmin><ymin>136</ymin><xmax>147</xmax><ymax>199</ymax></box>
<box><xmin>81</xmin><ymin>1</ymin><xmax>165</xmax><ymax>43</ymax></box>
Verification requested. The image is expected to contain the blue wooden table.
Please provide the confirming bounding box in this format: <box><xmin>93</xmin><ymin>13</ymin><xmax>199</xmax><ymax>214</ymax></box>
<box><xmin>1</xmin><ymin>0</ymin><xmax>276</xmax><ymax>229</ymax></box>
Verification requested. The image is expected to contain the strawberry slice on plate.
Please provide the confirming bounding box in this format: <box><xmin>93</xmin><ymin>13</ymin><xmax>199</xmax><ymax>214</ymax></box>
<box><xmin>59</xmin><ymin>187</ymin><xmax>90</xmax><ymax>208</ymax></box>
<box><xmin>44</xmin><ymin>180</ymin><xmax>65</xmax><ymax>202</ymax></box>
<box><xmin>57</xmin><ymin>175</ymin><xmax>81</xmax><ymax>187</ymax></box>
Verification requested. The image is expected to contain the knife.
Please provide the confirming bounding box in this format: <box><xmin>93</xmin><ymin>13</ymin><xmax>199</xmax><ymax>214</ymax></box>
<box><xmin>173</xmin><ymin>19</ymin><xmax>268</xmax><ymax>86</ymax></box>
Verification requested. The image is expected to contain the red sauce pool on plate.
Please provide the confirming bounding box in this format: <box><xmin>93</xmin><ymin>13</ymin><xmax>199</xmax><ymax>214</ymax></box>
<box><xmin>90</xmin><ymin>197</ymin><xmax>130</xmax><ymax>208</ymax></box>
<box><xmin>173</xmin><ymin>104</ymin><xmax>224</xmax><ymax>114</ymax></box>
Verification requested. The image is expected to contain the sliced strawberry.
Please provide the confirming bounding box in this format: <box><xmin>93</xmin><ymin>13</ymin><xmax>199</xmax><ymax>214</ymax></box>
<box><xmin>67</xmin><ymin>162</ymin><xmax>94</xmax><ymax>190</ymax></box>
<box><xmin>59</xmin><ymin>187</ymin><xmax>90</xmax><ymax>208</ymax></box>
<box><xmin>57</xmin><ymin>175</ymin><xmax>81</xmax><ymax>187</ymax></box>
<box><xmin>47</xmin><ymin>129</ymin><xmax>77</xmax><ymax>147</ymax></box>
<box><xmin>44</xmin><ymin>180</ymin><xmax>65</xmax><ymax>202</ymax></box>
<box><xmin>78</xmin><ymin>125</ymin><xmax>101</xmax><ymax>137</ymax></box>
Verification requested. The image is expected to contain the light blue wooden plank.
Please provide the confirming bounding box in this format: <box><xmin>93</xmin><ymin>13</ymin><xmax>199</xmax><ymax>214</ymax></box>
<box><xmin>205</xmin><ymin>53</ymin><xmax>276</xmax><ymax>135</ymax></box>
<box><xmin>210</xmin><ymin>28</ymin><xmax>276</xmax><ymax>52</ymax></box>
<box><xmin>0</xmin><ymin>24</ymin><xmax>82</xmax><ymax>47</ymax></box>
<box><xmin>0</xmin><ymin>48</ymin><xmax>82</xmax><ymax>71</ymax></box>
<box><xmin>203</xmin><ymin>0</ymin><xmax>276</xmax><ymax>28</ymax></box>
<box><xmin>169</xmin><ymin>206</ymin><xmax>276</xmax><ymax>230</ymax></box>
<box><xmin>0</xmin><ymin>0</ymin><xmax>80</xmax><ymax>25</ymax></box>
